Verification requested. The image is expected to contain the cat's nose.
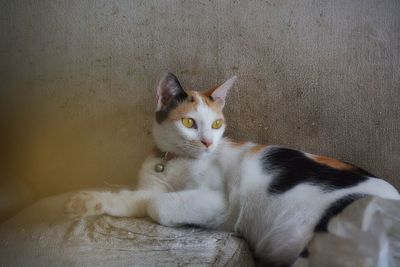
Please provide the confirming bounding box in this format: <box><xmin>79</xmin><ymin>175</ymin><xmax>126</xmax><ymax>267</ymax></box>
<box><xmin>201</xmin><ymin>139</ymin><xmax>213</xmax><ymax>148</ymax></box>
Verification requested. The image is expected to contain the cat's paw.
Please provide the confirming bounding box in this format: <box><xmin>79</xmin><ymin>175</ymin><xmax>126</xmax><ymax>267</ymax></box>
<box><xmin>64</xmin><ymin>191</ymin><xmax>104</xmax><ymax>218</ymax></box>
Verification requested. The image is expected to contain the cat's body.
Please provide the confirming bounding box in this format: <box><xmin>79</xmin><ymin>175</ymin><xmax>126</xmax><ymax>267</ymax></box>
<box><xmin>65</xmin><ymin>73</ymin><xmax>400</xmax><ymax>266</ymax></box>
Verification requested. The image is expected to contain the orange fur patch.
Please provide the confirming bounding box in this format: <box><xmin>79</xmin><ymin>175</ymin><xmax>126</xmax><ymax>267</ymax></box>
<box><xmin>168</xmin><ymin>91</ymin><xmax>199</xmax><ymax>121</ymax></box>
<box><xmin>229</xmin><ymin>140</ymin><xmax>249</xmax><ymax>148</ymax></box>
<box><xmin>168</xmin><ymin>90</ymin><xmax>224</xmax><ymax>121</ymax></box>
<box><xmin>199</xmin><ymin>90</ymin><xmax>224</xmax><ymax>113</ymax></box>
<box><xmin>310</xmin><ymin>154</ymin><xmax>353</xmax><ymax>170</ymax></box>
<box><xmin>249</xmin><ymin>144</ymin><xmax>268</xmax><ymax>154</ymax></box>
<box><xmin>204</xmin><ymin>85</ymin><xmax>219</xmax><ymax>97</ymax></box>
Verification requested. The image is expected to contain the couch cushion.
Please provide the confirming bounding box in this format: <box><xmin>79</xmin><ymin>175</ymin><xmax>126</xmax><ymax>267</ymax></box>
<box><xmin>0</xmin><ymin>192</ymin><xmax>254</xmax><ymax>267</ymax></box>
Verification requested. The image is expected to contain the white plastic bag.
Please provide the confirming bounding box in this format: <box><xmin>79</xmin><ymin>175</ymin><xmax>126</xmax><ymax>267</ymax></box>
<box><xmin>293</xmin><ymin>197</ymin><xmax>400</xmax><ymax>267</ymax></box>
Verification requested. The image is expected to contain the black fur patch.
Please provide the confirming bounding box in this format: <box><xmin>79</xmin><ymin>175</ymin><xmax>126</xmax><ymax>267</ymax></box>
<box><xmin>262</xmin><ymin>147</ymin><xmax>371</xmax><ymax>194</ymax></box>
<box><xmin>314</xmin><ymin>193</ymin><xmax>365</xmax><ymax>232</ymax></box>
<box><xmin>343</xmin><ymin>161</ymin><xmax>374</xmax><ymax>177</ymax></box>
<box><xmin>299</xmin><ymin>248</ymin><xmax>309</xmax><ymax>258</ymax></box>
<box><xmin>155</xmin><ymin>73</ymin><xmax>188</xmax><ymax>124</ymax></box>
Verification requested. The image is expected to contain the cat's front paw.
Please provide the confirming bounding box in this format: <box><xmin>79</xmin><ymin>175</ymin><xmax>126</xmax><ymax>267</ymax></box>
<box><xmin>64</xmin><ymin>191</ymin><xmax>104</xmax><ymax>218</ymax></box>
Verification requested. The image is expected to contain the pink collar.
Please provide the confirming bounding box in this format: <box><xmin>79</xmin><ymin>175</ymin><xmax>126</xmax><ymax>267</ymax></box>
<box><xmin>152</xmin><ymin>148</ymin><xmax>177</xmax><ymax>173</ymax></box>
<box><xmin>152</xmin><ymin>148</ymin><xmax>177</xmax><ymax>161</ymax></box>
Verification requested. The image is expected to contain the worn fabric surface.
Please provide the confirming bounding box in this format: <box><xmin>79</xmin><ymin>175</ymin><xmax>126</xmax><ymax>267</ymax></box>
<box><xmin>1</xmin><ymin>0</ymin><xmax>400</xmax><ymax>197</ymax></box>
<box><xmin>0</xmin><ymin>192</ymin><xmax>254</xmax><ymax>267</ymax></box>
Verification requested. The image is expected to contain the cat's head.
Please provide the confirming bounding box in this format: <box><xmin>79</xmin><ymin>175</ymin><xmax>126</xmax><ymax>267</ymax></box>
<box><xmin>152</xmin><ymin>73</ymin><xmax>236</xmax><ymax>158</ymax></box>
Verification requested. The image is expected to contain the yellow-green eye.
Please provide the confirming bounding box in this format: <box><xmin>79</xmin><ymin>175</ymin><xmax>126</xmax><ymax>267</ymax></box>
<box><xmin>212</xmin><ymin>119</ymin><xmax>223</xmax><ymax>129</ymax></box>
<box><xmin>181</xmin><ymin>118</ymin><xmax>195</xmax><ymax>128</ymax></box>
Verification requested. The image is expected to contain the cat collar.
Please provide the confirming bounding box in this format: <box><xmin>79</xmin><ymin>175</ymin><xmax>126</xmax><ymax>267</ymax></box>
<box><xmin>153</xmin><ymin>148</ymin><xmax>176</xmax><ymax>172</ymax></box>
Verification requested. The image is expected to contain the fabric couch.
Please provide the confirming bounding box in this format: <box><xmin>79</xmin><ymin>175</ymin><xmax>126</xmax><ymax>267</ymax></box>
<box><xmin>1</xmin><ymin>0</ymin><xmax>400</xmax><ymax>266</ymax></box>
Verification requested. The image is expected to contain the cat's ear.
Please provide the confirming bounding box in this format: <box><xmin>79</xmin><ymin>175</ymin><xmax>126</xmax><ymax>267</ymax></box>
<box><xmin>208</xmin><ymin>76</ymin><xmax>237</xmax><ymax>108</ymax></box>
<box><xmin>156</xmin><ymin>73</ymin><xmax>188</xmax><ymax>111</ymax></box>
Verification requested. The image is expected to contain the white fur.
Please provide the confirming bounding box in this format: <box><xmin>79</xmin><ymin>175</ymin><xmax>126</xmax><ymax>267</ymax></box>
<box><xmin>65</xmin><ymin>75</ymin><xmax>400</xmax><ymax>266</ymax></box>
<box><xmin>65</xmin><ymin>139</ymin><xmax>400</xmax><ymax>264</ymax></box>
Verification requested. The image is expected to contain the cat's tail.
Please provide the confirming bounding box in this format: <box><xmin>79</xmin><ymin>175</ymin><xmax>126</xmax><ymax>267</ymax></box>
<box><xmin>363</xmin><ymin>177</ymin><xmax>400</xmax><ymax>200</ymax></box>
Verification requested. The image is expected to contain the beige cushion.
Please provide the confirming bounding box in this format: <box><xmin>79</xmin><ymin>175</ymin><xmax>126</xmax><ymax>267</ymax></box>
<box><xmin>0</xmin><ymin>192</ymin><xmax>254</xmax><ymax>267</ymax></box>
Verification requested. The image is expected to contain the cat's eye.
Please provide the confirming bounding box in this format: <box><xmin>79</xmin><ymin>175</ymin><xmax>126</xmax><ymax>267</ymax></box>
<box><xmin>212</xmin><ymin>119</ymin><xmax>223</xmax><ymax>129</ymax></box>
<box><xmin>181</xmin><ymin>118</ymin><xmax>195</xmax><ymax>128</ymax></box>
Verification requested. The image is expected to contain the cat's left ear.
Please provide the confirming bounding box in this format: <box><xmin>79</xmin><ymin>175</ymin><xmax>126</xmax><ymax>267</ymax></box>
<box><xmin>207</xmin><ymin>76</ymin><xmax>237</xmax><ymax>108</ymax></box>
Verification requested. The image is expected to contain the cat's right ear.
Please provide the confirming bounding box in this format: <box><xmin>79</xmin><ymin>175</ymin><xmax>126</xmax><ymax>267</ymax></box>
<box><xmin>156</xmin><ymin>73</ymin><xmax>187</xmax><ymax>111</ymax></box>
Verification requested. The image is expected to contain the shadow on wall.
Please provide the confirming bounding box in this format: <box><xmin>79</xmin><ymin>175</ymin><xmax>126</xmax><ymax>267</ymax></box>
<box><xmin>3</xmin><ymin>92</ymin><xmax>154</xmax><ymax>197</ymax></box>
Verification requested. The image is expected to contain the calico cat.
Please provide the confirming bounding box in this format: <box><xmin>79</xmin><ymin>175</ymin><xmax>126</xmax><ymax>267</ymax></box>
<box><xmin>65</xmin><ymin>73</ymin><xmax>400</xmax><ymax>266</ymax></box>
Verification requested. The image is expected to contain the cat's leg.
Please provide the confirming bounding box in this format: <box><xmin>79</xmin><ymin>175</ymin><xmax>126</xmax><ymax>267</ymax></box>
<box><xmin>147</xmin><ymin>188</ymin><xmax>227</xmax><ymax>227</ymax></box>
<box><xmin>64</xmin><ymin>189</ymin><xmax>164</xmax><ymax>218</ymax></box>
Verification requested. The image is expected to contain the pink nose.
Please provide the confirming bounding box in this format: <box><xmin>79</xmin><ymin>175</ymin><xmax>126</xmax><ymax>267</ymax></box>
<box><xmin>201</xmin><ymin>139</ymin><xmax>213</xmax><ymax>148</ymax></box>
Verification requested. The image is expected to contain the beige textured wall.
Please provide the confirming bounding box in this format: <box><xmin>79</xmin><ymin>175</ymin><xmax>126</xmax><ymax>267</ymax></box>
<box><xmin>1</xmin><ymin>0</ymin><xmax>399</xmax><ymax>197</ymax></box>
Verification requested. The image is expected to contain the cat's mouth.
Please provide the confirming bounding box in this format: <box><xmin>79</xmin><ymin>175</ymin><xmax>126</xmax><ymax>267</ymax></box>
<box><xmin>178</xmin><ymin>141</ymin><xmax>213</xmax><ymax>157</ymax></box>
<box><xmin>203</xmin><ymin>146</ymin><xmax>213</xmax><ymax>152</ymax></box>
